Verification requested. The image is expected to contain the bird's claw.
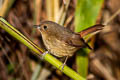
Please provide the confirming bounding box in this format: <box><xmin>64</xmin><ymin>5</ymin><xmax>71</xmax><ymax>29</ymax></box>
<box><xmin>59</xmin><ymin>63</ymin><xmax>66</xmax><ymax>71</ymax></box>
<box><xmin>41</xmin><ymin>51</ymin><xmax>49</xmax><ymax>59</ymax></box>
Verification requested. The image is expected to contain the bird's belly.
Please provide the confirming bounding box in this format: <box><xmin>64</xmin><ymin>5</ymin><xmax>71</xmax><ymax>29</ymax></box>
<box><xmin>43</xmin><ymin>39</ymin><xmax>78</xmax><ymax>57</ymax></box>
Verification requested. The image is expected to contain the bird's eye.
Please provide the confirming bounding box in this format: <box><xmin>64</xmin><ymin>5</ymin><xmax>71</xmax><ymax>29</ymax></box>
<box><xmin>43</xmin><ymin>25</ymin><xmax>47</xmax><ymax>30</ymax></box>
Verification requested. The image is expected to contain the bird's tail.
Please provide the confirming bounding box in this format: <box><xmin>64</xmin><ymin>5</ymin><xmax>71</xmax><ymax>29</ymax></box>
<box><xmin>79</xmin><ymin>24</ymin><xmax>105</xmax><ymax>37</ymax></box>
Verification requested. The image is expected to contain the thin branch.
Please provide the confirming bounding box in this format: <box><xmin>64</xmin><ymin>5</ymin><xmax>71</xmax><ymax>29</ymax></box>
<box><xmin>103</xmin><ymin>8</ymin><xmax>120</xmax><ymax>25</ymax></box>
<box><xmin>0</xmin><ymin>0</ymin><xmax>15</xmax><ymax>17</ymax></box>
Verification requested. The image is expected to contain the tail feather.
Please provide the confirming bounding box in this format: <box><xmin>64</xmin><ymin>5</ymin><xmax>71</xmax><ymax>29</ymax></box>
<box><xmin>79</xmin><ymin>24</ymin><xmax>105</xmax><ymax>37</ymax></box>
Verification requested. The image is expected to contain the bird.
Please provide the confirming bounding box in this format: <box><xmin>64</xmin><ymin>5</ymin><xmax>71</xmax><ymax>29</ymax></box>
<box><xmin>34</xmin><ymin>21</ymin><xmax>104</xmax><ymax>69</ymax></box>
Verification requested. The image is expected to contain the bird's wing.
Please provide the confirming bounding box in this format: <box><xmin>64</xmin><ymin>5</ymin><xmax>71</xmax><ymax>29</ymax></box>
<box><xmin>64</xmin><ymin>34</ymin><xmax>92</xmax><ymax>49</ymax></box>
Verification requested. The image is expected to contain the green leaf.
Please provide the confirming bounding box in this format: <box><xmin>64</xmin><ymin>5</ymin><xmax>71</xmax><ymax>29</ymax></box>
<box><xmin>75</xmin><ymin>0</ymin><xmax>104</xmax><ymax>32</ymax></box>
<box><xmin>76</xmin><ymin>48</ymin><xmax>90</xmax><ymax>78</ymax></box>
<box><xmin>75</xmin><ymin>0</ymin><xmax>104</xmax><ymax>78</ymax></box>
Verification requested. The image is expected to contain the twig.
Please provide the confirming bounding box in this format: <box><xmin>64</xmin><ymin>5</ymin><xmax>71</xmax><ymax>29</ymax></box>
<box><xmin>0</xmin><ymin>0</ymin><xmax>15</xmax><ymax>17</ymax></box>
<box><xmin>0</xmin><ymin>0</ymin><xmax>3</xmax><ymax>8</ymax></box>
<box><xmin>103</xmin><ymin>8</ymin><xmax>120</xmax><ymax>25</ymax></box>
<box><xmin>57</xmin><ymin>0</ymin><xmax>70</xmax><ymax>25</ymax></box>
<box><xmin>90</xmin><ymin>58</ymin><xmax>116</xmax><ymax>80</ymax></box>
<box><xmin>34</xmin><ymin>0</ymin><xmax>42</xmax><ymax>25</ymax></box>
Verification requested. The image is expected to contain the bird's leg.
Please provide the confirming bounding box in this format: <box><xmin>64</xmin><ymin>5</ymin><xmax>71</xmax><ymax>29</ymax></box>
<box><xmin>59</xmin><ymin>56</ymin><xmax>69</xmax><ymax>70</ymax></box>
<box><xmin>41</xmin><ymin>51</ymin><xmax>49</xmax><ymax>59</ymax></box>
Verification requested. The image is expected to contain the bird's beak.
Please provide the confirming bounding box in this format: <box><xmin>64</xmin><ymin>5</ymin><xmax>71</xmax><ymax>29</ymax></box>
<box><xmin>33</xmin><ymin>25</ymin><xmax>41</xmax><ymax>29</ymax></box>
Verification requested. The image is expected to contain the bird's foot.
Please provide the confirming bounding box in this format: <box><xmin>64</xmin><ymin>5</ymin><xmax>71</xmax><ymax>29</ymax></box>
<box><xmin>41</xmin><ymin>51</ymin><xmax>49</xmax><ymax>59</ymax></box>
<box><xmin>59</xmin><ymin>56</ymin><xmax>68</xmax><ymax>71</ymax></box>
<box><xmin>59</xmin><ymin>63</ymin><xmax>66</xmax><ymax>71</ymax></box>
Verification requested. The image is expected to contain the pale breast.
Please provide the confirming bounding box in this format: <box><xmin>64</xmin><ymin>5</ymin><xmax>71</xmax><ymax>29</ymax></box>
<box><xmin>42</xmin><ymin>36</ymin><xmax>78</xmax><ymax>57</ymax></box>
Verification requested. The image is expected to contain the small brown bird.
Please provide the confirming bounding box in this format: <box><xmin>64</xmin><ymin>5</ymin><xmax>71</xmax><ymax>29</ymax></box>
<box><xmin>35</xmin><ymin>21</ymin><xmax>104</xmax><ymax>69</ymax></box>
